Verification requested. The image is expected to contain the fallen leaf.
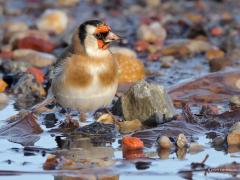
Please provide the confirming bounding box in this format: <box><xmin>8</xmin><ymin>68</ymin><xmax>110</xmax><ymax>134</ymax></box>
<box><xmin>0</xmin><ymin>112</ymin><xmax>43</xmax><ymax>146</ymax></box>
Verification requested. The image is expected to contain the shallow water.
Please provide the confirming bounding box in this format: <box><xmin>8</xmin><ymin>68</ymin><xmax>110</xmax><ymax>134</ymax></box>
<box><xmin>0</xmin><ymin>104</ymin><xmax>239</xmax><ymax>180</ymax></box>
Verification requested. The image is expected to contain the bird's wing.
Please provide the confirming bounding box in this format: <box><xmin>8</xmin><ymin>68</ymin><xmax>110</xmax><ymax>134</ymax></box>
<box><xmin>49</xmin><ymin>45</ymin><xmax>74</xmax><ymax>80</ymax></box>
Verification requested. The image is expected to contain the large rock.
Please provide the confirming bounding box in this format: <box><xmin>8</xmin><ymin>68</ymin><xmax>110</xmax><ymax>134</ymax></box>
<box><xmin>113</xmin><ymin>80</ymin><xmax>176</xmax><ymax>125</ymax></box>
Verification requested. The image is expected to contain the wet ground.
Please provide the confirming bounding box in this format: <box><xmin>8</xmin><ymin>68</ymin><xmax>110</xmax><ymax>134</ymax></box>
<box><xmin>0</xmin><ymin>0</ymin><xmax>240</xmax><ymax>180</ymax></box>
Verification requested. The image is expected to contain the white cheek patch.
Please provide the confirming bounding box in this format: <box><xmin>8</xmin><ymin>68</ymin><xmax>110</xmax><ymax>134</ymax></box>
<box><xmin>86</xmin><ymin>25</ymin><xmax>96</xmax><ymax>34</ymax></box>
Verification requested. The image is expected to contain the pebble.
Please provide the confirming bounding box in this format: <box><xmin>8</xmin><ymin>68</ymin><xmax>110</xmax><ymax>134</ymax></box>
<box><xmin>37</xmin><ymin>9</ymin><xmax>68</xmax><ymax>34</ymax></box>
<box><xmin>188</xmin><ymin>143</ymin><xmax>204</xmax><ymax>154</ymax></box>
<box><xmin>57</xmin><ymin>0</ymin><xmax>80</xmax><ymax>6</ymax></box>
<box><xmin>186</xmin><ymin>40</ymin><xmax>212</xmax><ymax>54</ymax></box>
<box><xmin>158</xmin><ymin>149</ymin><xmax>170</xmax><ymax>159</ymax></box>
<box><xmin>227</xmin><ymin>122</ymin><xmax>240</xmax><ymax>146</ymax></box>
<box><xmin>208</xmin><ymin>57</ymin><xmax>231</xmax><ymax>72</ymax></box>
<box><xmin>0</xmin><ymin>93</ymin><xmax>9</xmax><ymax>110</ymax></box>
<box><xmin>8</xmin><ymin>30</ymin><xmax>50</xmax><ymax>48</ymax></box>
<box><xmin>205</xmin><ymin>49</ymin><xmax>225</xmax><ymax>61</ymax></box>
<box><xmin>13</xmin><ymin>49</ymin><xmax>56</xmax><ymax>68</ymax></box>
<box><xmin>161</xmin><ymin>62</ymin><xmax>172</xmax><ymax>68</ymax></box>
<box><xmin>176</xmin><ymin>133</ymin><xmax>189</xmax><ymax>148</ymax></box>
<box><xmin>119</xmin><ymin>119</ymin><xmax>142</xmax><ymax>134</ymax></box>
<box><xmin>229</xmin><ymin>95</ymin><xmax>240</xmax><ymax>109</ymax></box>
<box><xmin>114</xmin><ymin>52</ymin><xmax>145</xmax><ymax>84</ymax></box>
<box><xmin>210</xmin><ymin>27</ymin><xmax>223</xmax><ymax>36</ymax></box>
<box><xmin>97</xmin><ymin>113</ymin><xmax>114</xmax><ymax>124</ymax></box>
<box><xmin>137</xmin><ymin>22</ymin><xmax>166</xmax><ymax>43</ymax></box>
<box><xmin>17</xmin><ymin>36</ymin><xmax>55</xmax><ymax>53</ymax></box>
<box><xmin>144</xmin><ymin>0</ymin><xmax>161</xmax><ymax>7</ymax></box>
<box><xmin>212</xmin><ymin>136</ymin><xmax>225</xmax><ymax>147</ymax></box>
<box><xmin>158</xmin><ymin>136</ymin><xmax>173</xmax><ymax>149</ymax></box>
<box><xmin>3</xmin><ymin>21</ymin><xmax>29</xmax><ymax>33</ymax></box>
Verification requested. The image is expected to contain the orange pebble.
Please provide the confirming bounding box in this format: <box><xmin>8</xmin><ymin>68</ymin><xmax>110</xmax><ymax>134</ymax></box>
<box><xmin>122</xmin><ymin>136</ymin><xmax>144</xmax><ymax>150</ymax></box>
<box><xmin>123</xmin><ymin>149</ymin><xmax>145</xmax><ymax>160</ymax></box>
<box><xmin>116</xmin><ymin>54</ymin><xmax>145</xmax><ymax>83</ymax></box>
<box><xmin>27</xmin><ymin>67</ymin><xmax>45</xmax><ymax>84</ymax></box>
<box><xmin>211</xmin><ymin>27</ymin><xmax>223</xmax><ymax>36</ymax></box>
<box><xmin>0</xmin><ymin>79</ymin><xmax>8</xmax><ymax>92</ymax></box>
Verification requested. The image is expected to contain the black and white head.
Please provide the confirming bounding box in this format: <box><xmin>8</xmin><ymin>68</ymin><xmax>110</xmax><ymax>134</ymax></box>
<box><xmin>77</xmin><ymin>20</ymin><xmax>120</xmax><ymax>57</ymax></box>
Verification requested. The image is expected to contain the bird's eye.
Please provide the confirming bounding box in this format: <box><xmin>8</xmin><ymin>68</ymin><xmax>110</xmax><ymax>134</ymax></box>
<box><xmin>95</xmin><ymin>31</ymin><xmax>109</xmax><ymax>40</ymax></box>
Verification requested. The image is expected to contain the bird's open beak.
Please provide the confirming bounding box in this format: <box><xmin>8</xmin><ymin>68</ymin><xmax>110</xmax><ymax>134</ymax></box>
<box><xmin>105</xmin><ymin>32</ymin><xmax>121</xmax><ymax>42</ymax></box>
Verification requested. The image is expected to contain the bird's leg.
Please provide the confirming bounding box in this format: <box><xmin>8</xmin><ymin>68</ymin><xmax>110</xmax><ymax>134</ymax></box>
<box><xmin>79</xmin><ymin>112</ymin><xmax>87</xmax><ymax>122</ymax></box>
<box><xmin>65</xmin><ymin>108</ymin><xmax>73</xmax><ymax>123</ymax></box>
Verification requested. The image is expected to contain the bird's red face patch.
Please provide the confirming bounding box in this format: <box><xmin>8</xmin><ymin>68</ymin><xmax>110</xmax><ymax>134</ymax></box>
<box><xmin>96</xmin><ymin>24</ymin><xmax>111</xmax><ymax>34</ymax></box>
<box><xmin>95</xmin><ymin>24</ymin><xmax>111</xmax><ymax>50</ymax></box>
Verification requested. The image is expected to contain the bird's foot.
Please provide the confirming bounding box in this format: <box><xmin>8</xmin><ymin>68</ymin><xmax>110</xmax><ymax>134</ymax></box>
<box><xmin>79</xmin><ymin>112</ymin><xmax>87</xmax><ymax>122</ymax></box>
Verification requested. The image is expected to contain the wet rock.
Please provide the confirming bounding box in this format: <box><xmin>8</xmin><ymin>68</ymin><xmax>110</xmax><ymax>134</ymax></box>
<box><xmin>135</xmin><ymin>161</ymin><xmax>151</xmax><ymax>170</ymax></box>
<box><xmin>36</xmin><ymin>9</ymin><xmax>68</xmax><ymax>34</ymax></box>
<box><xmin>17</xmin><ymin>36</ymin><xmax>55</xmax><ymax>53</ymax></box>
<box><xmin>158</xmin><ymin>148</ymin><xmax>170</xmax><ymax>159</ymax></box>
<box><xmin>208</xmin><ymin>57</ymin><xmax>231</xmax><ymax>72</ymax></box>
<box><xmin>176</xmin><ymin>148</ymin><xmax>187</xmax><ymax>160</ymax></box>
<box><xmin>176</xmin><ymin>133</ymin><xmax>189</xmax><ymax>148</ymax></box>
<box><xmin>161</xmin><ymin>62</ymin><xmax>172</xmax><ymax>68</ymax></box>
<box><xmin>210</xmin><ymin>26</ymin><xmax>223</xmax><ymax>37</ymax></box>
<box><xmin>137</xmin><ymin>22</ymin><xmax>166</xmax><ymax>43</ymax></box>
<box><xmin>57</xmin><ymin>0</ymin><xmax>80</xmax><ymax>6</ymax></box>
<box><xmin>188</xmin><ymin>143</ymin><xmax>204</xmax><ymax>154</ymax></box>
<box><xmin>186</xmin><ymin>40</ymin><xmax>212</xmax><ymax>55</ymax></box>
<box><xmin>119</xmin><ymin>119</ymin><xmax>142</xmax><ymax>134</ymax></box>
<box><xmin>0</xmin><ymin>93</ymin><xmax>9</xmax><ymax>110</ymax></box>
<box><xmin>144</xmin><ymin>0</ymin><xmax>161</xmax><ymax>7</ymax></box>
<box><xmin>75</xmin><ymin>122</ymin><xmax>117</xmax><ymax>144</ymax></box>
<box><xmin>122</xmin><ymin>136</ymin><xmax>144</xmax><ymax>150</ymax></box>
<box><xmin>158</xmin><ymin>136</ymin><xmax>173</xmax><ymax>149</ymax></box>
<box><xmin>123</xmin><ymin>149</ymin><xmax>145</xmax><ymax>160</ymax></box>
<box><xmin>205</xmin><ymin>49</ymin><xmax>225</xmax><ymax>61</ymax></box>
<box><xmin>12</xmin><ymin>74</ymin><xmax>46</xmax><ymax>109</ymax></box>
<box><xmin>229</xmin><ymin>122</ymin><xmax>240</xmax><ymax>133</ymax></box>
<box><xmin>229</xmin><ymin>95</ymin><xmax>240</xmax><ymax>110</ymax></box>
<box><xmin>134</xmin><ymin>40</ymin><xmax>149</xmax><ymax>52</ymax></box>
<box><xmin>97</xmin><ymin>113</ymin><xmax>114</xmax><ymax>124</ymax></box>
<box><xmin>161</xmin><ymin>40</ymin><xmax>211</xmax><ymax>58</ymax></box>
<box><xmin>212</xmin><ymin>136</ymin><xmax>225</xmax><ymax>147</ymax></box>
<box><xmin>13</xmin><ymin>49</ymin><xmax>56</xmax><ymax>68</ymax></box>
<box><xmin>0</xmin><ymin>59</ymin><xmax>29</xmax><ymax>73</ymax></box>
<box><xmin>227</xmin><ymin>122</ymin><xmax>240</xmax><ymax>146</ymax></box>
<box><xmin>43</xmin><ymin>154</ymin><xmax>77</xmax><ymax>170</ymax></box>
<box><xmin>3</xmin><ymin>21</ymin><xmax>29</xmax><ymax>33</ymax></box>
<box><xmin>113</xmin><ymin>80</ymin><xmax>176</xmax><ymax>125</ymax></box>
<box><xmin>8</xmin><ymin>30</ymin><xmax>50</xmax><ymax>47</ymax></box>
<box><xmin>204</xmin><ymin>120</ymin><xmax>221</xmax><ymax>129</ymax></box>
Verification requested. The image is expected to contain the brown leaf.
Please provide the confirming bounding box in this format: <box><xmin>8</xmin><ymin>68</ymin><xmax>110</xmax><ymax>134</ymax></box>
<box><xmin>0</xmin><ymin>112</ymin><xmax>43</xmax><ymax>146</ymax></box>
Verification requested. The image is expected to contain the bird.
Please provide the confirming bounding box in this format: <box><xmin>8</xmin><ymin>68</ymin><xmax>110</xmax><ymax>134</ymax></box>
<box><xmin>33</xmin><ymin>20</ymin><xmax>120</xmax><ymax>119</ymax></box>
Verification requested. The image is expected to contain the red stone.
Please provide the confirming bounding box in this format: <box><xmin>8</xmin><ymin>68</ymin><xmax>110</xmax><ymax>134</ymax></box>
<box><xmin>0</xmin><ymin>51</ymin><xmax>13</xmax><ymax>59</ymax></box>
<box><xmin>17</xmin><ymin>36</ymin><xmax>54</xmax><ymax>53</ymax></box>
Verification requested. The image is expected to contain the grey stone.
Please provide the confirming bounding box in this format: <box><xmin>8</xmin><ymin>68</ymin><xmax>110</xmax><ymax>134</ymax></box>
<box><xmin>113</xmin><ymin>80</ymin><xmax>176</xmax><ymax>125</ymax></box>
